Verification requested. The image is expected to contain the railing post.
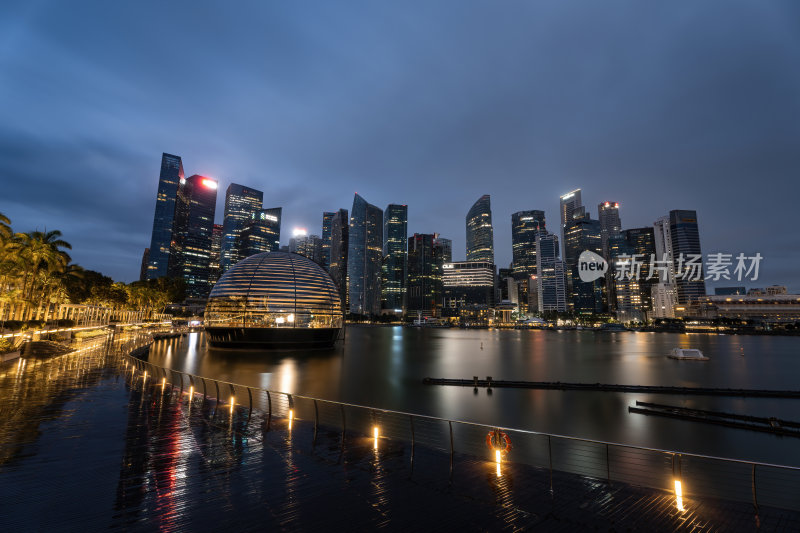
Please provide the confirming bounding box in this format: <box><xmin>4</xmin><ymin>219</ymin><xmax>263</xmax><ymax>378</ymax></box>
<box><xmin>339</xmin><ymin>404</ymin><xmax>346</xmax><ymax>461</ymax></box>
<box><xmin>548</xmin><ymin>435</ymin><xmax>554</xmax><ymax>494</ymax></box>
<box><xmin>214</xmin><ymin>381</ymin><xmax>221</xmax><ymax>416</ymax></box>
<box><xmin>313</xmin><ymin>399</ymin><xmax>319</xmax><ymax>448</ymax></box>
<box><xmin>247</xmin><ymin>387</ymin><xmax>253</xmax><ymax>421</ymax></box>
<box><xmin>751</xmin><ymin>463</ymin><xmax>759</xmax><ymax>515</ymax></box>
<box><xmin>409</xmin><ymin>415</ymin><xmax>415</xmax><ymax>475</ymax></box>
<box><xmin>448</xmin><ymin>420</ymin><xmax>454</xmax><ymax>481</ymax></box>
<box><xmin>606</xmin><ymin>443</ymin><xmax>611</xmax><ymax>485</ymax></box>
<box><xmin>201</xmin><ymin>377</ymin><xmax>207</xmax><ymax>402</ymax></box>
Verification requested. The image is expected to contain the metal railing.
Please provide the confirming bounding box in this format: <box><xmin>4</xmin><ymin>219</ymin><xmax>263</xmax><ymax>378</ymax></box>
<box><xmin>120</xmin><ymin>338</ymin><xmax>800</xmax><ymax>517</ymax></box>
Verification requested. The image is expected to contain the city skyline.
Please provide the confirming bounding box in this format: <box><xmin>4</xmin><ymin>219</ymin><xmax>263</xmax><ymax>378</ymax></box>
<box><xmin>1</xmin><ymin>1</ymin><xmax>798</xmax><ymax>289</ymax></box>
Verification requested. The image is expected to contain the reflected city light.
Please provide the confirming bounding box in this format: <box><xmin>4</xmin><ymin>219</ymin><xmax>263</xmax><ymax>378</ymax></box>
<box><xmin>675</xmin><ymin>479</ymin><xmax>685</xmax><ymax>511</ymax></box>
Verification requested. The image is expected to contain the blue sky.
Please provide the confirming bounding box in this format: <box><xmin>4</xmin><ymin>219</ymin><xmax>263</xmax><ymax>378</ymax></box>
<box><xmin>1</xmin><ymin>1</ymin><xmax>799</xmax><ymax>289</ymax></box>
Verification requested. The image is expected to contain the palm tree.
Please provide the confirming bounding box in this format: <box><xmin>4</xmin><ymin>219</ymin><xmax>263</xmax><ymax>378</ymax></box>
<box><xmin>15</xmin><ymin>230</ymin><xmax>72</xmax><ymax>321</ymax></box>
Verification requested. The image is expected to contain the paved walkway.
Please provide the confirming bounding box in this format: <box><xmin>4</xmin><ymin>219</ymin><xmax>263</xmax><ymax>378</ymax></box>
<box><xmin>1</xmin><ymin>338</ymin><xmax>798</xmax><ymax>531</ymax></box>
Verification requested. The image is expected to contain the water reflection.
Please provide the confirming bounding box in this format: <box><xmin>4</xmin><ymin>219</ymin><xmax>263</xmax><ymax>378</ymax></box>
<box><xmin>145</xmin><ymin>327</ymin><xmax>800</xmax><ymax>466</ymax></box>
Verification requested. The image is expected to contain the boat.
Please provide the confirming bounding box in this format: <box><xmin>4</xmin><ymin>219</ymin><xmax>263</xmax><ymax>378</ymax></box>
<box><xmin>668</xmin><ymin>348</ymin><xmax>709</xmax><ymax>361</ymax></box>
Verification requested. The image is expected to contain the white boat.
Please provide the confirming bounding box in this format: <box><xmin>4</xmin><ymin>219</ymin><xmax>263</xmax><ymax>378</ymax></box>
<box><xmin>668</xmin><ymin>348</ymin><xmax>709</xmax><ymax>361</ymax></box>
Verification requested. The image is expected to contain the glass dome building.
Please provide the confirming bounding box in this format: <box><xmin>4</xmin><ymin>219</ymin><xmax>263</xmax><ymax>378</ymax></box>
<box><xmin>204</xmin><ymin>252</ymin><xmax>343</xmax><ymax>348</ymax></box>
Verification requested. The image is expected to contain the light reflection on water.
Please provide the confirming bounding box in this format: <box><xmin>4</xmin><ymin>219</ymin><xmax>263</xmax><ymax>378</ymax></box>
<box><xmin>145</xmin><ymin>326</ymin><xmax>800</xmax><ymax>466</ymax></box>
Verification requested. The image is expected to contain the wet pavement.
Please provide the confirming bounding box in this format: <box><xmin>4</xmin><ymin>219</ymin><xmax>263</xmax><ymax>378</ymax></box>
<box><xmin>1</xmin><ymin>337</ymin><xmax>799</xmax><ymax>531</ymax></box>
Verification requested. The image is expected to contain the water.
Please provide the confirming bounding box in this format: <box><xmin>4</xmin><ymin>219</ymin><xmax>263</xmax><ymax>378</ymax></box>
<box><xmin>147</xmin><ymin>326</ymin><xmax>800</xmax><ymax>466</ymax></box>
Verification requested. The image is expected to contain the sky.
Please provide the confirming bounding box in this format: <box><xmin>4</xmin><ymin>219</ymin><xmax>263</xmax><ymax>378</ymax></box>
<box><xmin>1</xmin><ymin>0</ymin><xmax>799</xmax><ymax>290</ymax></box>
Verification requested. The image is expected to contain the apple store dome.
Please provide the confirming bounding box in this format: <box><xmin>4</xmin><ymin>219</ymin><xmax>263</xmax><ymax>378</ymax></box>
<box><xmin>204</xmin><ymin>252</ymin><xmax>343</xmax><ymax>348</ymax></box>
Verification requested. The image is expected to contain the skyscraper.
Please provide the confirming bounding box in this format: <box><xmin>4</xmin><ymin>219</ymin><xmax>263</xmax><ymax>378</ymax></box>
<box><xmin>220</xmin><ymin>184</ymin><xmax>263</xmax><ymax>271</ymax></box>
<box><xmin>347</xmin><ymin>194</ymin><xmax>383</xmax><ymax>316</ymax></box>
<box><xmin>536</xmin><ymin>232</ymin><xmax>567</xmax><ymax>313</ymax></box>
<box><xmin>146</xmin><ymin>153</ymin><xmax>184</xmax><ymax>280</ymax></box>
<box><xmin>441</xmin><ymin>261</ymin><xmax>495</xmax><ymax>310</ymax></box>
<box><xmin>238</xmin><ymin>208</ymin><xmax>282</xmax><ymax>259</ymax></box>
<box><xmin>669</xmin><ymin>210</ymin><xmax>706</xmax><ymax>306</ymax></box>
<box><xmin>328</xmin><ymin>209</ymin><xmax>349</xmax><ymax>310</ymax></box>
<box><xmin>209</xmin><ymin>223</ymin><xmax>223</xmax><ymax>286</ymax></box>
<box><xmin>407</xmin><ymin>233</ymin><xmax>442</xmax><ymax>317</ymax></box>
<box><xmin>168</xmin><ymin>174</ymin><xmax>218</xmax><ymax>299</ymax></box>
<box><xmin>139</xmin><ymin>248</ymin><xmax>149</xmax><ymax>282</ymax></box>
<box><xmin>608</xmin><ymin>227</ymin><xmax>656</xmax><ymax>321</ymax></box>
<box><xmin>321</xmin><ymin>212</ymin><xmax>334</xmax><ymax>270</ymax></box>
<box><xmin>597</xmin><ymin>202</ymin><xmax>621</xmax><ymax>258</ymax></box>
<box><xmin>651</xmin><ymin>215</ymin><xmax>677</xmax><ymax>318</ymax></box>
<box><xmin>466</xmin><ymin>195</ymin><xmax>494</xmax><ymax>263</ymax></box>
<box><xmin>564</xmin><ymin>213</ymin><xmax>604</xmax><ymax>314</ymax></box>
<box><xmin>382</xmin><ymin>204</ymin><xmax>408</xmax><ymax>312</ymax></box>
<box><xmin>511</xmin><ymin>210</ymin><xmax>546</xmax><ymax>280</ymax></box>
<box><xmin>559</xmin><ymin>189</ymin><xmax>582</xmax><ymax>259</ymax></box>
<box><xmin>435</xmin><ymin>237</ymin><xmax>452</xmax><ymax>263</ymax></box>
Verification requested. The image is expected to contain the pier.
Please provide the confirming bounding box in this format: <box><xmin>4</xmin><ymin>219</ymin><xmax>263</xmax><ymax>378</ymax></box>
<box><xmin>423</xmin><ymin>376</ymin><xmax>800</xmax><ymax>398</ymax></box>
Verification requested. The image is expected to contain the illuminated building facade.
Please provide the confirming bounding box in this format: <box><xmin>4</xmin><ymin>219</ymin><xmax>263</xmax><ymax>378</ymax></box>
<box><xmin>608</xmin><ymin>226</ymin><xmax>655</xmax><ymax>322</ymax></box>
<box><xmin>328</xmin><ymin>209</ymin><xmax>349</xmax><ymax>310</ymax></box>
<box><xmin>435</xmin><ymin>236</ymin><xmax>452</xmax><ymax>263</ymax></box>
<box><xmin>597</xmin><ymin>201</ymin><xmax>622</xmax><ymax>257</ymax></box>
<box><xmin>407</xmin><ymin>233</ymin><xmax>442</xmax><ymax>317</ymax></box>
<box><xmin>347</xmin><ymin>194</ymin><xmax>383</xmax><ymax>316</ymax></box>
<box><xmin>220</xmin><ymin>184</ymin><xmax>263</xmax><ymax>271</ymax></box>
<box><xmin>168</xmin><ymin>174</ymin><xmax>218</xmax><ymax>299</ymax></box>
<box><xmin>146</xmin><ymin>153</ymin><xmax>184</xmax><ymax>279</ymax></box>
<box><xmin>511</xmin><ymin>210</ymin><xmax>546</xmax><ymax>280</ymax></box>
<box><xmin>321</xmin><ymin>212</ymin><xmax>334</xmax><ymax>270</ymax></box>
<box><xmin>139</xmin><ymin>248</ymin><xmax>149</xmax><ymax>282</ymax></box>
<box><xmin>382</xmin><ymin>204</ymin><xmax>408</xmax><ymax>312</ymax></box>
<box><xmin>559</xmin><ymin>188</ymin><xmax>582</xmax><ymax>259</ymax></box>
<box><xmin>536</xmin><ymin>232</ymin><xmax>567</xmax><ymax>313</ymax></box>
<box><xmin>670</xmin><ymin>209</ymin><xmax>706</xmax><ymax>304</ymax></box>
<box><xmin>209</xmin><ymin>223</ymin><xmax>223</xmax><ymax>286</ymax></box>
<box><xmin>205</xmin><ymin>252</ymin><xmax>343</xmax><ymax>348</ymax></box>
<box><xmin>238</xmin><ymin>208</ymin><xmax>282</xmax><ymax>259</ymax></box>
<box><xmin>441</xmin><ymin>261</ymin><xmax>495</xmax><ymax>311</ymax></box>
<box><xmin>564</xmin><ymin>213</ymin><xmax>604</xmax><ymax>314</ymax></box>
<box><xmin>651</xmin><ymin>215</ymin><xmax>677</xmax><ymax>318</ymax></box>
<box><xmin>466</xmin><ymin>195</ymin><xmax>494</xmax><ymax>263</ymax></box>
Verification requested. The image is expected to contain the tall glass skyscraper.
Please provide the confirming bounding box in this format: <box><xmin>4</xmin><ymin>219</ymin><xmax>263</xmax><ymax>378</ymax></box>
<box><xmin>598</xmin><ymin>201</ymin><xmax>622</xmax><ymax>257</ymax></box>
<box><xmin>321</xmin><ymin>212</ymin><xmax>334</xmax><ymax>270</ymax></box>
<box><xmin>347</xmin><ymin>194</ymin><xmax>383</xmax><ymax>316</ymax></box>
<box><xmin>670</xmin><ymin>209</ymin><xmax>706</xmax><ymax>305</ymax></box>
<box><xmin>168</xmin><ymin>174</ymin><xmax>218</xmax><ymax>299</ymax></box>
<box><xmin>407</xmin><ymin>233</ymin><xmax>442</xmax><ymax>317</ymax></box>
<box><xmin>238</xmin><ymin>207</ymin><xmax>282</xmax><ymax>259</ymax></box>
<box><xmin>382</xmin><ymin>204</ymin><xmax>408</xmax><ymax>312</ymax></box>
<box><xmin>559</xmin><ymin>189</ymin><xmax>582</xmax><ymax>259</ymax></box>
<box><xmin>329</xmin><ymin>209</ymin><xmax>349</xmax><ymax>310</ymax></box>
<box><xmin>434</xmin><ymin>237</ymin><xmax>452</xmax><ymax>263</ymax></box>
<box><xmin>466</xmin><ymin>195</ymin><xmax>494</xmax><ymax>263</ymax></box>
<box><xmin>146</xmin><ymin>153</ymin><xmax>184</xmax><ymax>280</ymax></box>
<box><xmin>536</xmin><ymin>232</ymin><xmax>567</xmax><ymax>313</ymax></box>
<box><xmin>209</xmin><ymin>223</ymin><xmax>223</xmax><ymax>286</ymax></box>
<box><xmin>564</xmin><ymin>213</ymin><xmax>604</xmax><ymax>314</ymax></box>
<box><xmin>511</xmin><ymin>210</ymin><xmax>546</xmax><ymax>280</ymax></box>
<box><xmin>608</xmin><ymin>227</ymin><xmax>655</xmax><ymax>320</ymax></box>
<box><xmin>220</xmin><ymin>184</ymin><xmax>263</xmax><ymax>271</ymax></box>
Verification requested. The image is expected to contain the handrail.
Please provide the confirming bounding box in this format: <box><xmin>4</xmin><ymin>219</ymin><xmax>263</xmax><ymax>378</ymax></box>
<box><xmin>124</xmin><ymin>338</ymin><xmax>800</xmax><ymax>473</ymax></box>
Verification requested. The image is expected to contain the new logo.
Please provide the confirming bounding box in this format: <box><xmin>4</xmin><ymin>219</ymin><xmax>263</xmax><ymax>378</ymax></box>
<box><xmin>578</xmin><ymin>250</ymin><xmax>608</xmax><ymax>282</ymax></box>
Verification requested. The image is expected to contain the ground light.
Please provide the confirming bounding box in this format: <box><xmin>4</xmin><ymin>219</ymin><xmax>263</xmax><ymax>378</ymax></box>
<box><xmin>373</xmin><ymin>426</ymin><xmax>379</xmax><ymax>450</ymax></box>
<box><xmin>675</xmin><ymin>479</ymin><xmax>685</xmax><ymax>511</ymax></box>
<box><xmin>230</xmin><ymin>397</ymin><xmax>235</xmax><ymax>415</ymax></box>
<box><xmin>288</xmin><ymin>409</ymin><xmax>294</xmax><ymax>430</ymax></box>
<box><xmin>496</xmin><ymin>450</ymin><xmax>502</xmax><ymax>478</ymax></box>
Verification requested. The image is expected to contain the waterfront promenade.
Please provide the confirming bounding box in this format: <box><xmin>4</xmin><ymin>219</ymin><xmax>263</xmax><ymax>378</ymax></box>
<box><xmin>1</xmin><ymin>336</ymin><xmax>798</xmax><ymax>531</ymax></box>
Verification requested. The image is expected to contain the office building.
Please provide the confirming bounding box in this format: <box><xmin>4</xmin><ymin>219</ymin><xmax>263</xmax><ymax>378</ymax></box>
<box><xmin>347</xmin><ymin>194</ymin><xmax>383</xmax><ymax>316</ymax></box>
<box><xmin>238</xmin><ymin>208</ymin><xmax>282</xmax><ymax>259</ymax></box>
<box><xmin>168</xmin><ymin>174</ymin><xmax>218</xmax><ymax>299</ymax></box>
<box><xmin>669</xmin><ymin>210</ymin><xmax>706</xmax><ymax>306</ymax></box>
<box><xmin>559</xmin><ymin>189</ymin><xmax>582</xmax><ymax>259</ymax></box>
<box><xmin>435</xmin><ymin>237</ymin><xmax>452</xmax><ymax>263</ymax></box>
<box><xmin>382</xmin><ymin>204</ymin><xmax>408</xmax><ymax>312</ymax></box>
<box><xmin>442</xmin><ymin>261</ymin><xmax>495</xmax><ymax>311</ymax></box>
<box><xmin>209</xmin><ymin>223</ymin><xmax>223</xmax><ymax>286</ymax></box>
<box><xmin>328</xmin><ymin>209</ymin><xmax>349</xmax><ymax>310</ymax></box>
<box><xmin>139</xmin><ymin>248</ymin><xmax>149</xmax><ymax>282</ymax></box>
<box><xmin>146</xmin><ymin>153</ymin><xmax>184</xmax><ymax>280</ymax></box>
<box><xmin>536</xmin><ymin>232</ymin><xmax>567</xmax><ymax>313</ymax></box>
<box><xmin>651</xmin><ymin>216</ymin><xmax>677</xmax><ymax>318</ymax></box>
<box><xmin>564</xmin><ymin>213</ymin><xmax>604</xmax><ymax>314</ymax></box>
<box><xmin>466</xmin><ymin>195</ymin><xmax>494</xmax><ymax>263</ymax></box>
<box><xmin>597</xmin><ymin>202</ymin><xmax>622</xmax><ymax>257</ymax></box>
<box><xmin>511</xmin><ymin>210</ymin><xmax>546</xmax><ymax>280</ymax></box>
<box><xmin>608</xmin><ymin>227</ymin><xmax>656</xmax><ymax>322</ymax></box>
<box><xmin>220</xmin><ymin>184</ymin><xmax>263</xmax><ymax>271</ymax></box>
<box><xmin>407</xmin><ymin>233</ymin><xmax>442</xmax><ymax>317</ymax></box>
<box><xmin>321</xmin><ymin>212</ymin><xmax>334</xmax><ymax>270</ymax></box>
